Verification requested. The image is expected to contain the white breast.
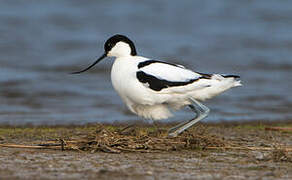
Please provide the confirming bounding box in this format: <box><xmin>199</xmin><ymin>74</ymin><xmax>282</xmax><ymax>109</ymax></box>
<box><xmin>111</xmin><ymin>56</ymin><xmax>151</xmax><ymax>105</ymax></box>
<box><xmin>110</xmin><ymin>56</ymin><xmax>177</xmax><ymax>120</ymax></box>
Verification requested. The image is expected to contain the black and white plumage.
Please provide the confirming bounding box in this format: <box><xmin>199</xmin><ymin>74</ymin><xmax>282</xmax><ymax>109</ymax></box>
<box><xmin>72</xmin><ymin>34</ymin><xmax>242</xmax><ymax>137</ymax></box>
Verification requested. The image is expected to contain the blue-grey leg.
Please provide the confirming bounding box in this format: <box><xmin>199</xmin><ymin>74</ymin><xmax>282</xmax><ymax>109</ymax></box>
<box><xmin>168</xmin><ymin>98</ymin><xmax>210</xmax><ymax>137</ymax></box>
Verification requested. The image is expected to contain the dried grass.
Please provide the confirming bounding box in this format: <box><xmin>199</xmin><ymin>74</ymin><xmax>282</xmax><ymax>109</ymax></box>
<box><xmin>1</xmin><ymin>124</ymin><xmax>292</xmax><ymax>155</ymax></box>
<box><xmin>60</xmin><ymin>125</ymin><xmax>227</xmax><ymax>153</ymax></box>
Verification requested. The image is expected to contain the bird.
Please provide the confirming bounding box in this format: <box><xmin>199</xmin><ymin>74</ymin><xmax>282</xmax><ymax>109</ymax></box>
<box><xmin>72</xmin><ymin>34</ymin><xmax>241</xmax><ymax>137</ymax></box>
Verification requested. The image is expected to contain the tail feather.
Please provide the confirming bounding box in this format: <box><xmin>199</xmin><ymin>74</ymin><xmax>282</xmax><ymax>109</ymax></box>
<box><xmin>233</xmin><ymin>80</ymin><xmax>242</xmax><ymax>87</ymax></box>
<box><xmin>221</xmin><ymin>74</ymin><xmax>242</xmax><ymax>87</ymax></box>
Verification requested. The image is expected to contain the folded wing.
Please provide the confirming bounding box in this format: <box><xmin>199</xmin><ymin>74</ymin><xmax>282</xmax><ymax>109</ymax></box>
<box><xmin>136</xmin><ymin>60</ymin><xmax>209</xmax><ymax>92</ymax></box>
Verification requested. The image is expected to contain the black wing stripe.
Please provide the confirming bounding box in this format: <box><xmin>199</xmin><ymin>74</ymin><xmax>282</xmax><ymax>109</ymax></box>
<box><xmin>222</xmin><ymin>74</ymin><xmax>240</xmax><ymax>78</ymax></box>
<box><xmin>197</xmin><ymin>72</ymin><xmax>240</xmax><ymax>79</ymax></box>
<box><xmin>138</xmin><ymin>60</ymin><xmax>182</xmax><ymax>69</ymax></box>
<box><xmin>136</xmin><ymin>71</ymin><xmax>198</xmax><ymax>91</ymax></box>
<box><xmin>196</xmin><ymin>72</ymin><xmax>212</xmax><ymax>79</ymax></box>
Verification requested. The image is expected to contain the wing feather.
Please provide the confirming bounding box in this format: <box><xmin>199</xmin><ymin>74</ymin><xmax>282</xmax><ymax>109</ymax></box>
<box><xmin>136</xmin><ymin>60</ymin><xmax>209</xmax><ymax>92</ymax></box>
<box><xmin>139</xmin><ymin>62</ymin><xmax>201</xmax><ymax>82</ymax></box>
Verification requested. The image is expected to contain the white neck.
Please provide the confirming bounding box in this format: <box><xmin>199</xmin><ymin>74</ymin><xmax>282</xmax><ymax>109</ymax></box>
<box><xmin>107</xmin><ymin>42</ymin><xmax>132</xmax><ymax>58</ymax></box>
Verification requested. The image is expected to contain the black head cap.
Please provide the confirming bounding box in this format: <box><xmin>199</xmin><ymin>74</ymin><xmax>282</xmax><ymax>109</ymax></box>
<box><xmin>71</xmin><ymin>34</ymin><xmax>137</xmax><ymax>74</ymax></box>
<box><xmin>104</xmin><ymin>34</ymin><xmax>137</xmax><ymax>56</ymax></box>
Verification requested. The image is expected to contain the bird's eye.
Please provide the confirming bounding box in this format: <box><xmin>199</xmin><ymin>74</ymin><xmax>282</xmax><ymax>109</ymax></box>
<box><xmin>105</xmin><ymin>43</ymin><xmax>111</xmax><ymax>51</ymax></box>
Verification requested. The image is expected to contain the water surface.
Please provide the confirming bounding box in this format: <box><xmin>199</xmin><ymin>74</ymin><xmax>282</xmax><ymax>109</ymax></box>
<box><xmin>1</xmin><ymin>0</ymin><xmax>292</xmax><ymax>125</ymax></box>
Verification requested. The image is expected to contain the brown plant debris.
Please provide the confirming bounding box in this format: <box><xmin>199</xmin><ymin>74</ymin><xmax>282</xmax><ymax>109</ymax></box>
<box><xmin>0</xmin><ymin>125</ymin><xmax>227</xmax><ymax>153</ymax></box>
<box><xmin>270</xmin><ymin>147</ymin><xmax>292</xmax><ymax>162</ymax></box>
<box><xmin>265</xmin><ymin>127</ymin><xmax>292</xmax><ymax>132</ymax></box>
<box><xmin>1</xmin><ymin>124</ymin><xmax>292</xmax><ymax>154</ymax></box>
<box><xmin>61</xmin><ymin>125</ymin><xmax>228</xmax><ymax>153</ymax></box>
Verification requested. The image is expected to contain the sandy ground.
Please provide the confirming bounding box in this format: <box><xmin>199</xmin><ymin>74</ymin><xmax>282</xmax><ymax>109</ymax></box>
<box><xmin>0</xmin><ymin>122</ymin><xmax>291</xmax><ymax>180</ymax></box>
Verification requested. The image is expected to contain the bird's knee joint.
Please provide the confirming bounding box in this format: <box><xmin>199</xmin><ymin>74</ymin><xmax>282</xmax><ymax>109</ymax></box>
<box><xmin>205</xmin><ymin>108</ymin><xmax>210</xmax><ymax>114</ymax></box>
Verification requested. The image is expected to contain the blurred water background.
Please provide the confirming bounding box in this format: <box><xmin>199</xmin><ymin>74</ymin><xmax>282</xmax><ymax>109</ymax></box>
<box><xmin>0</xmin><ymin>0</ymin><xmax>292</xmax><ymax>125</ymax></box>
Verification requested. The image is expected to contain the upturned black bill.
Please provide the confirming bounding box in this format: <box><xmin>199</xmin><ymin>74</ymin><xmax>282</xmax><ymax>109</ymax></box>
<box><xmin>71</xmin><ymin>53</ymin><xmax>107</xmax><ymax>74</ymax></box>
